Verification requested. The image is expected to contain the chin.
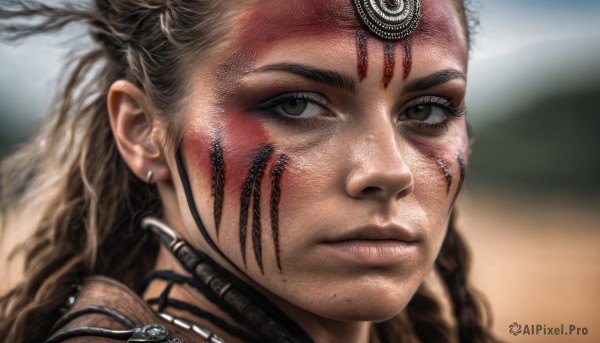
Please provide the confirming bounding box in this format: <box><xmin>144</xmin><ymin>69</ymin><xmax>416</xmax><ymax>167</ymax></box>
<box><xmin>304</xmin><ymin>282</ymin><xmax>418</xmax><ymax>322</ymax></box>
<box><xmin>318</xmin><ymin>297</ymin><xmax>410</xmax><ymax>322</ymax></box>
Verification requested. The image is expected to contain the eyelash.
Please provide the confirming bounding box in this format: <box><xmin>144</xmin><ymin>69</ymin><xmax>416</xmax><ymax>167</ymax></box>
<box><xmin>251</xmin><ymin>92</ymin><xmax>332</xmax><ymax>127</ymax></box>
<box><xmin>399</xmin><ymin>96</ymin><xmax>466</xmax><ymax>133</ymax></box>
<box><xmin>251</xmin><ymin>92</ymin><xmax>466</xmax><ymax>133</ymax></box>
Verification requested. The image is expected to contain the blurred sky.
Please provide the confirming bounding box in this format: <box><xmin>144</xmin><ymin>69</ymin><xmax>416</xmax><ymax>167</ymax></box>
<box><xmin>466</xmin><ymin>0</ymin><xmax>600</xmax><ymax>126</ymax></box>
<box><xmin>1</xmin><ymin>0</ymin><xmax>600</xmax><ymax>134</ymax></box>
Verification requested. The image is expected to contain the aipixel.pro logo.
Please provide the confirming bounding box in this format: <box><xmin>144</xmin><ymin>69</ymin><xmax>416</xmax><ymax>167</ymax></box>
<box><xmin>508</xmin><ymin>322</ymin><xmax>589</xmax><ymax>337</ymax></box>
<box><xmin>509</xmin><ymin>322</ymin><xmax>522</xmax><ymax>336</ymax></box>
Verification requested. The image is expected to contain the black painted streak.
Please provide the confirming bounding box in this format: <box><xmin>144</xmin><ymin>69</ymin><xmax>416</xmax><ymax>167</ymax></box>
<box><xmin>239</xmin><ymin>145</ymin><xmax>273</xmax><ymax>270</ymax></box>
<box><xmin>210</xmin><ymin>139</ymin><xmax>225</xmax><ymax>237</ymax></box>
<box><xmin>270</xmin><ymin>154</ymin><xmax>288</xmax><ymax>273</ymax></box>
<box><xmin>239</xmin><ymin>172</ymin><xmax>254</xmax><ymax>266</ymax></box>
<box><xmin>437</xmin><ymin>159</ymin><xmax>453</xmax><ymax>195</ymax></box>
<box><xmin>175</xmin><ymin>147</ymin><xmax>237</xmax><ymax>270</ymax></box>
<box><xmin>449</xmin><ymin>151</ymin><xmax>466</xmax><ymax>211</ymax></box>
<box><xmin>251</xmin><ymin>146</ymin><xmax>273</xmax><ymax>274</ymax></box>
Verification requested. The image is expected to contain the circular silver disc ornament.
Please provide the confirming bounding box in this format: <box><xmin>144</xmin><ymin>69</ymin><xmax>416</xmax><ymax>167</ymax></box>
<box><xmin>353</xmin><ymin>0</ymin><xmax>421</xmax><ymax>40</ymax></box>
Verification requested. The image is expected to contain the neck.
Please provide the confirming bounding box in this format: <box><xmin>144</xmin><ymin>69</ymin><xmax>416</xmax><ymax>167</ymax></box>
<box><xmin>144</xmin><ymin>245</ymin><xmax>254</xmax><ymax>342</ymax></box>
<box><xmin>144</xmin><ymin>221</ymin><xmax>374</xmax><ymax>343</ymax></box>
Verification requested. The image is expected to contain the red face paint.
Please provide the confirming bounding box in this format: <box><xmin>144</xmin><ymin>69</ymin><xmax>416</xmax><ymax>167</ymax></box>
<box><xmin>219</xmin><ymin>0</ymin><xmax>361</xmax><ymax>79</ymax></box>
<box><xmin>182</xmin><ymin>108</ymin><xmax>271</xmax><ymax>195</ymax></box>
<box><xmin>356</xmin><ymin>30</ymin><xmax>368</xmax><ymax>81</ymax></box>
<box><xmin>218</xmin><ymin>109</ymin><xmax>271</xmax><ymax>193</ymax></box>
<box><xmin>402</xmin><ymin>38</ymin><xmax>412</xmax><ymax>80</ymax></box>
<box><xmin>181</xmin><ymin>127</ymin><xmax>214</xmax><ymax>184</ymax></box>
<box><xmin>382</xmin><ymin>42</ymin><xmax>395</xmax><ymax>88</ymax></box>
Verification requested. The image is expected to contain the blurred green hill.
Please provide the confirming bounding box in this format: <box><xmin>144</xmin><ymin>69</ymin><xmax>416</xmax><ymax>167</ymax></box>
<box><xmin>468</xmin><ymin>80</ymin><xmax>600</xmax><ymax>195</ymax></box>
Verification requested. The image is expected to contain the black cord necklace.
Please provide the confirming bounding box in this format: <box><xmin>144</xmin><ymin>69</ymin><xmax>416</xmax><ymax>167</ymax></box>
<box><xmin>142</xmin><ymin>217</ymin><xmax>314</xmax><ymax>343</ymax></box>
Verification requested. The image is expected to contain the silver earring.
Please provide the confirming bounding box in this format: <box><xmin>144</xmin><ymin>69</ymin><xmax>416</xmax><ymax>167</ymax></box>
<box><xmin>146</xmin><ymin>170</ymin><xmax>154</xmax><ymax>183</ymax></box>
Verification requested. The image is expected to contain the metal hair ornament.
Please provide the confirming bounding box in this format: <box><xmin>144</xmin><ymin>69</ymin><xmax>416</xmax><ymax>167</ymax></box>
<box><xmin>353</xmin><ymin>0</ymin><xmax>421</xmax><ymax>40</ymax></box>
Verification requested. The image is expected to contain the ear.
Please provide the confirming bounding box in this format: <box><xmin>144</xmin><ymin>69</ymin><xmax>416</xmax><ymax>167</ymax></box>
<box><xmin>107</xmin><ymin>80</ymin><xmax>170</xmax><ymax>184</ymax></box>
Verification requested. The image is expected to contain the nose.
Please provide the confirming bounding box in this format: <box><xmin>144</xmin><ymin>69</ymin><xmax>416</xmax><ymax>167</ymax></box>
<box><xmin>345</xmin><ymin>130</ymin><xmax>413</xmax><ymax>202</ymax></box>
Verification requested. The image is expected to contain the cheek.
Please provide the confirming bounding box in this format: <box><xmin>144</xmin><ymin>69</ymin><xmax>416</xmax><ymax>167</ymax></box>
<box><xmin>181</xmin><ymin>111</ymin><xmax>271</xmax><ymax>190</ymax></box>
<box><xmin>219</xmin><ymin>110</ymin><xmax>271</xmax><ymax>194</ymax></box>
<box><xmin>181</xmin><ymin>126</ymin><xmax>214</xmax><ymax>190</ymax></box>
<box><xmin>404</xmin><ymin>122</ymin><xmax>469</xmax><ymax>163</ymax></box>
<box><xmin>274</xmin><ymin>144</ymin><xmax>343</xmax><ymax>231</ymax></box>
<box><xmin>403</xmin><ymin>122</ymin><xmax>469</xmax><ymax>202</ymax></box>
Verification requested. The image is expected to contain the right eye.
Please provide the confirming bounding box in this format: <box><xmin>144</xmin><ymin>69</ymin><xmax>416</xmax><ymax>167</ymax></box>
<box><xmin>255</xmin><ymin>92</ymin><xmax>333</xmax><ymax>122</ymax></box>
<box><xmin>275</xmin><ymin>99</ymin><xmax>314</xmax><ymax>117</ymax></box>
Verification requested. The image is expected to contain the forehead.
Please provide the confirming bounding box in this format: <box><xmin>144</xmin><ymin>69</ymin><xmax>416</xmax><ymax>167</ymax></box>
<box><xmin>235</xmin><ymin>0</ymin><xmax>361</xmax><ymax>42</ymax></box>
<box><xmin>213</xmin><ymin>0</ymin><xmax>468</xmax><ymax>83</ymax></box>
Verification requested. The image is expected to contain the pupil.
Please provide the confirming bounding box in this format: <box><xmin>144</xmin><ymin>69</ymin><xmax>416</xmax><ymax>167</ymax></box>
<box><xmin>408</xmin><ymin>105</ymin><xmax>431</xmax><ymax>120</ymax></box>
<box><xmin>283</xmin><ymin>100</ymin><xmax>307</xmax><ymax>116</ymax></box>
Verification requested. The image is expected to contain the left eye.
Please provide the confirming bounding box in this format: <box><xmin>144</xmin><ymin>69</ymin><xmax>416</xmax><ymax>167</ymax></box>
<box><xmin>278</xmin><ymin>99</ymin><xmax>308</xmax><ymax>116</ymax></box>
<box><xmin>401</xmin><ymin>104</ymin><xmax>446</xmax><ymax>124</ymax></box>
<box><xmin>273</xmin><ymin>99</ymin><xmax>324</xmax><ymax>118</ymax></box>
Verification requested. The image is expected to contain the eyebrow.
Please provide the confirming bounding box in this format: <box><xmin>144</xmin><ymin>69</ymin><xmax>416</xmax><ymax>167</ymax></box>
<box><xmin>250</xmin><ymin>63</ymin><xmax>356</xmax><ymax>93</ymax></box>
<box><xmin>403</xmin><ymin>69</ymin><xmax>466</xmax><ymax>93</ymax></box>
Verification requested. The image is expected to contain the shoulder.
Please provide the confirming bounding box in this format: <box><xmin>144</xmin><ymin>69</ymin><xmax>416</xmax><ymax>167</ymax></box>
<box><xmin>47</xmin><ymin>276</ymin><xmax>192</xmax><ymax>343</ymax></box>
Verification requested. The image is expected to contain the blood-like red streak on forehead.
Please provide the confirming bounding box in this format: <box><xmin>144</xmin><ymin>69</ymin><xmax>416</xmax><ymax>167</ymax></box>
<box><xmin>356</xmin><ymin>30</ymin><xmax>368</xmax><ymax>81</ymax></box>
<box><xmin>220</xmin><ymin>0</ymin><xmax>466</xmax><ymax>90</ymax></box>
<box><xmin>382</xmin><ymin>42</ymin><xmax>395</xmax><ymax>88</ymax></box>
<box><xmin>402</xmin><ymin>38</ymin><xmax>412</xmax><ymax>80</ymax></box>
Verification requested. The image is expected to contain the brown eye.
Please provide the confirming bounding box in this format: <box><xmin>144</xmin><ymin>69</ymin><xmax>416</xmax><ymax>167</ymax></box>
<box><xmin>264</xmin><ymin>92</ymin><xmax>331</xmax><ymax>120</ymax></box>
<box><xmin>406</xmin><ymin>105</ymin><xmax>432</xmax><ymax>121</ymax></box>
<box><xmin>281</xmin><ymin>100</ymin><xmax>308</xmax><ymax>116</ymax></box>
<box><xmin>402</xmin><ymin>104</ymin><xmax>446</xmax><ymax>124</ymax></box>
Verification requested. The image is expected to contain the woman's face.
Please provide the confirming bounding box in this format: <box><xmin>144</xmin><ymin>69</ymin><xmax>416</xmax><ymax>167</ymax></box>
<box><xmin>170</xmin><ymin>0</ymin><xmax>469</xmax><ymax>322</ymax></box>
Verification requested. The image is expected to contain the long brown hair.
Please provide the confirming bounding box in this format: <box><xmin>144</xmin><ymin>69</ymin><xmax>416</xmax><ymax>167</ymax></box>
<box><xmin>0</xmin><ymin>1</ymin><xmax>497</xmax><ymax>342</ymax></box>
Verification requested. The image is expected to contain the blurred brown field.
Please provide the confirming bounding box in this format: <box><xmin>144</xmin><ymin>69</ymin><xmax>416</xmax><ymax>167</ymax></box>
<box><xmin>457</xmin><ymin>188</ymin><xmax>600</xmax><ymax>343</ymax></box>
